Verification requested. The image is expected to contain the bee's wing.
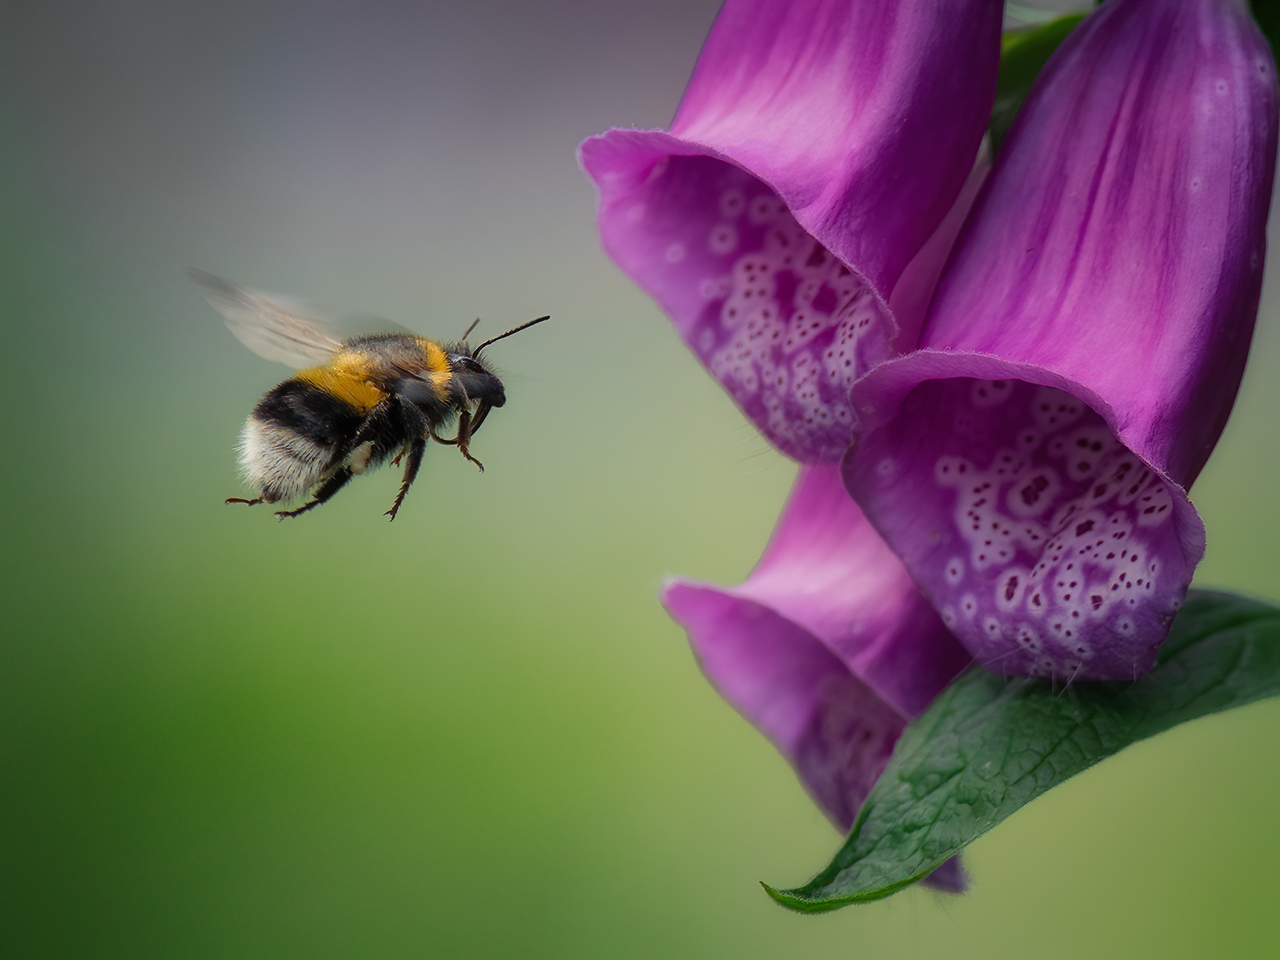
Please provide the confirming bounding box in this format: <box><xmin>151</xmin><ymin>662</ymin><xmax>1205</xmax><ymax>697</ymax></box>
<box><xmin>189</xmin><ymin>268</ymin><xmax>344</xmax><ymax>369</ymax></box>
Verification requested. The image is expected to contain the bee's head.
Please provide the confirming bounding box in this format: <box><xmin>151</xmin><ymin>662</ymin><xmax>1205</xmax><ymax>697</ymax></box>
<box><xmin>448</xmin><ymin>353</ymin><xmax>506</xmax><ymax>407</ymax></box>
<box><xmin>448</xmin><ymin>314</ymin><xmax>548</xmax><ymax>408</ymax></box>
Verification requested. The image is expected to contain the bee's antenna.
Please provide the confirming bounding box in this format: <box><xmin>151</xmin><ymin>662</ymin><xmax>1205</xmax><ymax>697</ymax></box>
<box><xmin>474</xmin><ymin>315</ymin><xmax>550</xmax><ymax>358</ymax></box>
<box><xmin>459</xmin><ymin>318</ymin><xmax>482</xmax><ymax>342</ymax></box>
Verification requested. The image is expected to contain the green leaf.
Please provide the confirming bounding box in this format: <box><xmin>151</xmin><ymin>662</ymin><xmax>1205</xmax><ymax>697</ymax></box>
<box><xmin>1251</xmin><ymin>0</ymin><xmax>1280</xmax><ymax>62</ymax></box>
<box><xmin>765</xmin><ymin>590</ymin><xmax>1280</xmax><ymax>913</ymax></box>
<box><xmin>991</xmin><ymin>14</ymin><xmax>1085</xmax><ymax>154</ymax></box>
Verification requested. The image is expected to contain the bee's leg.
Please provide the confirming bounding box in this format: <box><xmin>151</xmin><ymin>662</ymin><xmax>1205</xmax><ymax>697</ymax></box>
<box><xmin>457</xmin><ymin>400</ymin><xmax>495</xmax><ymax>470</ymax></box>
<box><xmin>226</xmin><ymin>497</ymin><xmax>264</xmax><ymax>506</ymax></box>
<box><xmin>385</xmin><ymin>437</ymin><xmax>426</xmax><ymax>521</ymax></box>
<box><xmin>454</xmin><ymin>405</ymin><xmax>483</xmax><ymax>471</ymax></box>
<box><xmin>275</xmin><ymin>467</ymin><xmax>354</xmax><ymax>519</ymax></box>
<box><xmin>431</xmin><ymin>403</ymin><xmax>486</xmax><ymax>472</ymax></box>
<box><xmin>384</xmin><ymin>402</ymin><xmax>434</xmax><ymax>521</ymax></box>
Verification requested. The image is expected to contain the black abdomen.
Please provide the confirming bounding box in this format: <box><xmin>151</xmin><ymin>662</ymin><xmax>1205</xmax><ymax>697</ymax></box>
<box><xmin>238</xmin><ymin>380</ymin><xmax>368</xmax><ymax>503</ymax></box>
<box><xmin>255</xmin><ymin>380</ymin><xmax>365</xmax><ymax>443</ymax></box>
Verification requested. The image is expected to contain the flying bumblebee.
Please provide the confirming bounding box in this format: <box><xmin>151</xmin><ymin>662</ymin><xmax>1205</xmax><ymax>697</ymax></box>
<box><xmin>190</xmin><ymin>269</ymin><xmax>547</xmax><ymax>520</ymax></box>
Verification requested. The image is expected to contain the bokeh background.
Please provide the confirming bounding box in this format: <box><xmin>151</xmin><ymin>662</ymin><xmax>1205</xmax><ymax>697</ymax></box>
<box><xmin>3</xmin><ymin>2</ymin><xmax>1278</xmax><ymax>957</ymax></box>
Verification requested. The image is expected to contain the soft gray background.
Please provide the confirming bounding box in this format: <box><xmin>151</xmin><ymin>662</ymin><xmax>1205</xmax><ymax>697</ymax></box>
<box><xmin>3</xmin><ymin>2</ymin><xmax>1278</xmax><ymax>957</ymax></box>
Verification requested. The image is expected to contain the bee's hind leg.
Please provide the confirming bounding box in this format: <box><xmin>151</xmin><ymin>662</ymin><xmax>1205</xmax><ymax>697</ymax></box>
<box><xmin>226</xmin><ymin>497</ymin><xmax>264</xmax><ymax>506</ymax></box>
<box><xmin>275</xmin><ymin>467</ymin><xmax>354</xmax><ymax>519</ymax></box>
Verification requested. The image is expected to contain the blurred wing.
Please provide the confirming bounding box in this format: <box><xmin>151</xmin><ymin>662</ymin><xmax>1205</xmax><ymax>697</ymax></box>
<box><xmin>188</xmin><ymin>268</ymin><xmax>344</xmax><ymax>369</ymax></box>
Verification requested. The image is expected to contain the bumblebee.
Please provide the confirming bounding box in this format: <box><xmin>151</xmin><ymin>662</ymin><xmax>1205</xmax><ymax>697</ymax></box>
<box><xmin>190</xmin><ymin>269</ymin><xmax>547</xmax><ymax>520</ymax></box>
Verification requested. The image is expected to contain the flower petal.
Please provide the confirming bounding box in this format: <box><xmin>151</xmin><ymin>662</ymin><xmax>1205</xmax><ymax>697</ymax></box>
<box><xmin>723</xmin><ymin>463</ymin><xmax>972</xmax><ymax>717</ymax></box>
<box><xmin>920</xmin><ymin>0</ymin><xmax>1278</xmax><ymax>489</ymax></box>
<box><xmin>845</xmin><ymin>364</ymin><xmax>1203</xmax><ymax>681</ymax></box>
<box><xmin>665</xmin><ymin>578</ymin><xmax>907</xmax><ymax>832</ymax></box>
<box><xmin>661</xmin><ymin>575</ymin><xmax>971</xmax><ymax>887</ymax></box>
<box><xmin>662</xmin><ymin>464</ymin><xmax>971</xmax><ymax>825</ymax></box>
<box><xmin>843</xmin><ymin>0</ymin><xmax>1278</xmax><ymax>681</ymax></box>
<box><xmin>580</xmin><ymin>0</ymin><xmax>1000</xmax><ymax>461</ymax></box>
<box><xmin>669</xmin><ymin>0</ymin><xmax>1002</xmax><ymax>301</ymax></box>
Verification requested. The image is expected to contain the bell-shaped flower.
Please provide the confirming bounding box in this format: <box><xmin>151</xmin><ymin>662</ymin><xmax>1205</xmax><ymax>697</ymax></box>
<box><xmin>663</xmin><ymin>464</ymin><xmax>972</xmax><ymax>891</ymax></box>
<box><xmin>582</xmin><ymin>0</ymin><xmax>998</xmax><ymax>881</ymax></box>
<box><xmin>842</xmin><ymin>0</ymin><xmax>1278</xmax><ymax>682</ymax></box>
<box><xmin>580</xmin><ymin>0</ymin><xmax>1002</xmax><ymax>462</ymax></box>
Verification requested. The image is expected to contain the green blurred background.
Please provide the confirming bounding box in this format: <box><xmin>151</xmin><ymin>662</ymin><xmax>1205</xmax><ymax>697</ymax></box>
<box><xmin>2</xmin><ymin>2</ymin><xmax>1278</xmax><ymax>957</ymax></box>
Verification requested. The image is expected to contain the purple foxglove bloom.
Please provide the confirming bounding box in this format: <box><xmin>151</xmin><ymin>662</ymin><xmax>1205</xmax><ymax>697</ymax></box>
<box><xmin>580</xmin><ymin>0</ymin><xmax>1002</xmax><ymax>462</ymax></box>
<box><xmin>842</xmin><ymin>0</ymin><xmax>1278</xmax><ymax>681</ymax></box>
<box><xmin>663</xmin><ymin>464</ymin><xmax>971</xmax><ymax>890</ymax></box>
<box><xmin>582</xmin><ymin>0</ymin><xmax>997</xmax><ymax>886</ymax></box>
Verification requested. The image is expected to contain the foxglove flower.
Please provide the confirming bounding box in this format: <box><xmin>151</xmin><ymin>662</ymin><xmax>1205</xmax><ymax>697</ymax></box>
<box><xmin>581</xmin><ymin>0</ymin><xmax>999</xmax><ymax>869</ymax></box>
<box><xmin>843</xmin><ymin>0</ymin><xmax>1278</xmax><ymax>682</ymax></box>
<box><xmin>663</xmin><ymin>464</ymin><xmax>972</xmax><ymax>890</ymax></box>
<box><xmin>580</xmin><ymin>0</ymin><xmax>1002</xmax><ymax>461</ymax></box>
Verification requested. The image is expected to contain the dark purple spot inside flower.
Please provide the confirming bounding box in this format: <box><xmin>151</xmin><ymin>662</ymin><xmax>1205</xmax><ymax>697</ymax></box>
<box><xmin>1019</xmin><ymin>474</ymin><xmax>1049</xmax><ymax>505</ymax></box>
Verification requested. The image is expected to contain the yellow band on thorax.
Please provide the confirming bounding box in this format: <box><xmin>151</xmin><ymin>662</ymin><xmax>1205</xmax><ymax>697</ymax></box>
<box><xmin>419</xmin><ymin>338</ymin><xmax>453</xmax><ymax>400</ymax></box>
<box><xmin>298</xmin><ymin>351</ymin><xmax>386</xmax><ymax>413</ymax></box>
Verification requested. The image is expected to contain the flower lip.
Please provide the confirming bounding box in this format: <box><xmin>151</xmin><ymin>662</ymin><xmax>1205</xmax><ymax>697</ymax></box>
<box><xmin>580</xmin><ymin>131</ymin><xmax>900</xmax><ymax>462</ymax></box>
<box><xmin>844</xmin><ymin>352</ymin><xmax>1206</xmax><ymax>682</ymax></box>
<box><xmin>661</xmin><ymin>463</ymin><xmax>971</xmax><ymax>890</ymax></box>
<box><xmin>662</xmin><ymin>463</ymin><xmax>972</xmax><ymax>812</ymax></box>
<box><xmin>664</xmin><ymin>574</ymin><xmax>968</xmax><ymax>892</ymax></box>
<box><xmin>663</xmin><ymin>576</ymin><xmax>908</xmax><ymax>833</ymax></box>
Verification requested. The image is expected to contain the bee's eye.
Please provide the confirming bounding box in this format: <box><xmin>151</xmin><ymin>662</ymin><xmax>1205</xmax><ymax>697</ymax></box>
<box><xmin>459</xmin><ymin>358</ymin><xmax>486</xmax><ymax>373</ymax></box>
